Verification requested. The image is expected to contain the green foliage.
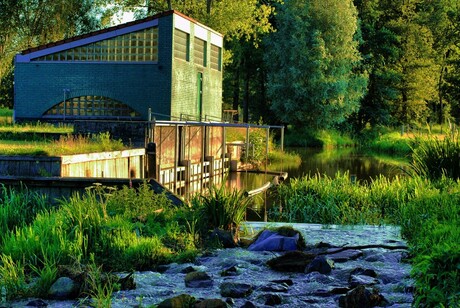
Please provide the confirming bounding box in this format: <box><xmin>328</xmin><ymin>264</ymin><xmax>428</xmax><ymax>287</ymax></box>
<box><xmin>271</xmin><ymin>171</ymin><xmax>460</xmax><ymax>306</ymax></box>
<box><xmin>410</xmin><ymin>132</ymin><xmax>460</xmax><ymax>180</ymax></box>
<box><xmin>0</xmin><ymin>254</ymin><xmax>27</xmax><ymax>301</ymax></box>
<box><xmin>265</xmin><ymin>0</ymin><xmax>367</xmax><ymax>130</ymax></box>
<box><xmin>192</xmin><ymin>184</ymin><xmax>252</xmax><ymax>233</ymax></box>
<box><xmin>0</xmin><ymin>185</ymin><xmax>49</xmax><ymax>244</ymax></box>
<box><xmin>0</xmin><ymin>182</ymin><xmax>199</xmax><ymax>300</ymax></box>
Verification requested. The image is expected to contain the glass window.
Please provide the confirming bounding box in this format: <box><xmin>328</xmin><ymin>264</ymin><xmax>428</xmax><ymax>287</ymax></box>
<box><xmin>210</xmin><ymin>44</ymin><xmax>222</xmax><ymax>71</ymax></box>
<box><xmin>194</xmin><ymin>37</ymin><xmax>206</xmax><ymax>67</ymax></box>
<box><xmin>31</xmin><ymin>27</ymin><xmax>159</xmax><ymax>62</ymax></box>
<box><xmin>174</xmin><ymin>29</ymin><xmax>190</xmax><ymax>61</ymax></box>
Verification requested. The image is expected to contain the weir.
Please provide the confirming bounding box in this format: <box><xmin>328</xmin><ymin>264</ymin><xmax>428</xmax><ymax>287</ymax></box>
<box><xmin>0</xmin><ymin>120</ymin><xmax>286</xmax><ymax>204</ymax></box>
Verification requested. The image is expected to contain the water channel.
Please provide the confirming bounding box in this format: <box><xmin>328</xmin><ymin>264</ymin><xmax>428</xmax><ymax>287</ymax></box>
<box><xmin>230</xmin><ymin>147</ymin><xmax>409</xmax><ymax>221</ymax></box>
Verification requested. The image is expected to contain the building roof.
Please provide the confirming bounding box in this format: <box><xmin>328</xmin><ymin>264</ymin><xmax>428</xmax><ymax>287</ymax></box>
<box><xmin>20</xmin><ymin>10</ymin><xmax>221</xmax><ymax>56</ymax></box>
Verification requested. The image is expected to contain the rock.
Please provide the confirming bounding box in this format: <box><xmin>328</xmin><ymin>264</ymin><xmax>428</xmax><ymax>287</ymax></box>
<box><xmin>349</xmin><ymin>275</ymin><xmax>379</xmax><ymax>288</ymax></box>
<box><xmin>221</xmin><ymin>265</ymin><xmax>239</xmax><ymax>277</ymax></box>
<box><xmin>270</xmin><ymin>279</ymin><xmax>294</xmax><ymax>286</ymax></box>
<box><xmin>264</xmin><ymin>293</ymin><xmax>283</xmax><ymax>306</ymax></box>
<box><xmin>157</xmin><ymin>294</ymin><xmax>196</xmax><ymax>308</ymax></box>
<box><xmin>248</xmin><ymin>227</ymin><xmax>305</xmax><ymax>251</ymax></box>
<box><xmin>338</xmin><ymin>285</ymin><xmax>388</xmax><ymax>308</ymax></box>
<box><xmin>260</xmin><ymin>283</ymin><xmax>289</xmax><ymax>292</ymax></box>
<box><xmin>220</xmin><ymin>282</ymin><xmax>253</xmax><ymax>298</ymax></box>
<box><xmin>327</xmin><ymin>249</ymin><xmax>363</xmax><ymax>263</ymax></box>
<box><xmin>185</xmin><ymin>271</ymin><xmax>213</xmax><ymax>288</ymax></box>
<box><xmin>266</xmin><ymin>251</ymin><xmax>316</xmax><ymax>272</ymax></box>
<box><xmin>240</xmin><ymin>301</ymin><xmax>257</xmax><ymax>308</ymax></box>
<box><xmin>304</xmin><ymin>272</ymin><xmax>336</xmax><ymax>284</ymax></box>
<box><xmin>209</xmin><ymin>229</ymin><xmax>238</xmax><ymax>248</ymax></box>
<box><xmin>225</xmin><ymin>297</ymin><xmax>235</xmax><ymax>306</ymax></box>
<box><xmin>181</xmin><ymin>266</ymin><xmax>196</xmax><ymax>274</ymax></box>
<box><xmin>25</xmin><ymin>299</ymin><xmax>48</xmax><ymax>307</ymax></box>
<box><xmin>364</xmin><ymin>251</ymin><xmax>404</xmax><ymax>263</ymax></box>
<box><xmin>118</xmin><ymin>272</ymin><xmax>136</xmax><ymax>290</ymax></box>
<box><xmin>350</xmin><ymin>268</ymin><xmax>377</xmax><ymax>278</ymax></box>
<box><xmin>48</xmin><ymin>277</ymin><xmax>80</xmax><ymax>300</ymax></box>
<box><xmin>195</xmin><ymin>298</ymin><xmax>230</xmax><ymax>308</ymax></box>
<box><xmin>305</xmin><ymin>256</ymin><xmax>334</xmax><ymax>274</ymax></box>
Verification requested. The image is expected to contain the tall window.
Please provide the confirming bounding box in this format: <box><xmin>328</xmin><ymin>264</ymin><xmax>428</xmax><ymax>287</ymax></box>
<box><xmin>174</xmin><ymin>29</ymin><xmax>190</xmax><ymax>61</ymax></box>
<box><xmin>43</xmin><ymin>96</ymin><xmax>141</xmax><ymax>119</ymax></box>
<box><xmin>210</xmin><ymin>44</ymin><xmax>221</xmax><ymax>71</ymax></box>
<box><xmin>194</xmin><ymin>37</ymin><xmax>206</xmax><ymax>67</ymax></box>
<box><xmin>32</xmin><ymin>27</ymin><xmax>159</xmax><ymax>62</ymax></box>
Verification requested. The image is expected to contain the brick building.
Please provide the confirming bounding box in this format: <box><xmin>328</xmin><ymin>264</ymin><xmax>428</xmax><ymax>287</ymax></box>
<box><xmin>14</xmin><ymin>10</ymin><xmax>223</xmax><ymax>122</ymax></box>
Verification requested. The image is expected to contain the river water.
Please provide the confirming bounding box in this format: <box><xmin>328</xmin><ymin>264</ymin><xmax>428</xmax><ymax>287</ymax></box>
<box><xmin>231</xmin><ymin>147</ymin><xmax>409</xmax><ymax>221</ymax></box>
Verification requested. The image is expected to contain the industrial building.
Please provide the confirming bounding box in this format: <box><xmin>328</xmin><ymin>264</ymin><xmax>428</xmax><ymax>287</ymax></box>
<box><xmin>14</xmin><ymin>10</ymin><xmax>223</xmax><ymax>122</ymax></box>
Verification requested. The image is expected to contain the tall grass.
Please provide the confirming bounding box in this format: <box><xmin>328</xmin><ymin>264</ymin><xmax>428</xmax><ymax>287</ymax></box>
<box><xmin>0</xmin><ymin>182</ymin><xmax>199</xmax><ymax>300</ymax></box>
<box><xmin>0</xmin><ymin>185</ymin><xmax>49</xmax><ymax>244</ymax></box>
<box><xmin>191</xmin><ymin>184</ymin><xmax>252</xmax><ymax>233</ymax></box>
<box><xmin>409</xmin><ymin>132</ymin><xmax>460</xmax><ymax>180</ymax></box>
<box><xmin>0</xmin><ymin>132</ymin><xmax>126</xmax><ymax>156</ymax></box>
<box><xmin>270</xmin><ymin>171</ymin><xmax>460</xmax><ymax>306</ymax></box>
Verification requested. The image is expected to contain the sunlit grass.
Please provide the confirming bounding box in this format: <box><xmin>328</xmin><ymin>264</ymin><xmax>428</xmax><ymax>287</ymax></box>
<box><xmin>0</xmin><ymin>133</ymin><xmax>126</xmax><ymax>156</ymax></box>
<box><xmin>0</xmin><ymin>122</ymin><xmax>72</xmax><ymax>134</ymax></box>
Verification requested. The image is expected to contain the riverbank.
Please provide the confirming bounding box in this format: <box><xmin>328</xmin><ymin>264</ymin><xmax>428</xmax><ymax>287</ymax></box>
<box><xmin>5</xmin><ymin>223</ymin><xmax>413</xmax><ymax>308</ymax></box>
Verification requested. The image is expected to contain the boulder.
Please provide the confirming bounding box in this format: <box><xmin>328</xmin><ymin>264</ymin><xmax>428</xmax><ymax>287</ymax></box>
<box><xmin>338</xmin><ymin>285</ymin><xmax>388</xmax><ymax>308</ymax></box>
<box><xmin>48</xmin><ymin>277</ymin><xmax>80</xmax><ymax>300</ymax></box>
<box><xmin>267</xmin><ymin>251</ymin><xmax>316</xmax><ymax>272</ymax></box>
<box><xmin>248</xmin><ymin>227</ymin><xmax>306</xmax><ymax>251</ymax></box>
<box><xmin>305</xmin><ymin>256</ymin><xmax>334</xmax><ymax>274</ymax></box>
<box><xmin>157</xmin><ymin>294</ymin><xmax>196</xmax><ymax>308</ymax></box>
<box><xmin>209</xmin><ymin>229</ymin><xmax>238</xmax><ymax>248</ymax></box>
<box><xmin>185</xmin><ymin>271</ymin><xmax>213</xmax><ymax>288</ymax></box>
<box><xmin>195</xmin><ymin>298</ymin><xmax>230</xmax><ymax>308</ymax></box>
<box><xmin>264</xmin><ymin>293</ymin><xmax>283</xmax><ymax>306</ymax></box>
<box><xmin>327</xmin><ymin>249</ymin><xmax>363</xmax><ymax>263</ymax></box>
<box><xmin>220</xmin><ymin>282</ymin><xmax>253</xmax><ymax>298</ymax></box>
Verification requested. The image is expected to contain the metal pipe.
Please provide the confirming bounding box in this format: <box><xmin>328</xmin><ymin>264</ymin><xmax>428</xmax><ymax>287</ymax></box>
<box><xmin>244</xmin><ymin>181</ymin><xmax>272</xmax><ymax>197</ymax></box>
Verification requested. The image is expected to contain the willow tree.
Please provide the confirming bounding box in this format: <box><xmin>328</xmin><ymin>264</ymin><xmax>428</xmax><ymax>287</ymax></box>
<box><xmin>264</xmin><ymin>0</ymin><xmax>367</xmax><ymax>130</ymax></box>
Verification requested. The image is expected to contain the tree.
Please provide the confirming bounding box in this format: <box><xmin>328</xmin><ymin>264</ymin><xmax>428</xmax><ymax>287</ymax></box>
<box><xmin>0</xmin><ymin>0</ymin><xmax>104</xmax><ymax>108</ymax></box>
<box><xmin>108</xmin><ymin>0</ymin><xmax>277</xmax><ymax>123</ymax></box>
<box><xmin>264</xmin><ymin>0</ymin><xmax>367</xmax><ymax>130</ymax></box>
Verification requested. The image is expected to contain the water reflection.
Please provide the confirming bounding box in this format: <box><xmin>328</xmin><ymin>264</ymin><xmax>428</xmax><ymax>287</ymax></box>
<box><xmin>241</xmin><ymin>147</ymin><xmax>410</xmax><ymax>221</ymax></box>
<box><xmin>269</xmin><ymin>147</ymin><xmax>409</xmax><ymax>182</ymax></box>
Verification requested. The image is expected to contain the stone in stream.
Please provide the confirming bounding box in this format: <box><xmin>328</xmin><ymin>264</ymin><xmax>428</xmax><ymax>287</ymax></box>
<box><xmin>264</xmin><ymin>293</ymin><xmax>283</xmax><ymax>306</ymax></box>
<box><xmin>266</xmin><ymin>250</ymin><xmax>316</xmax><ymax>272</ymax></box>
<box><xmin>259</xmin><ymin>282</ymin><xmax>289</xmax><ymax>292</ymax></box>
<box><xmin>194</xmin><ymin>298</ymin><xmax>231</xmax><ymax>308</ymax></box>
<box><xmin>157</xmin><ymin>294</ymin><xmax>196</xmax><ymax>308</ymax></box>
<box><xmin>184</xmin><ymin>271</ymin><xmax>213</xmax><ymax>288</ymax></box>
<box><xmin>327</xmin><ymin>249</ymin><xmax>364</xmax><ymax>262</ymax></box>
<box><xmin>47</xmin><ymin>277</ymin><xmax>80</xmax><ymax>300</ymax></box>
<box><xmin>248</xmin><ymin>227</ymin><xmax>306</xmax><ymax>251</ymax></box>
<box><xmin>338</xmin><ymin>285</ymin><xmax>389</xmax><ymax>308</ymax></box>
<box><xmin>305</xmin><ymin>255</ymin><xmax>334</xmax><ymax>274</ymax></box>
<box><xmin>220</xmin><ymin>282</ymin><xmax>253</xmax><ymax>298</ymax></box>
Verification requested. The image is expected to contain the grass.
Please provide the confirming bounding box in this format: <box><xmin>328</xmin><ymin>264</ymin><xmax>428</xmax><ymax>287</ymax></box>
<box><xmin>0</xmin><ymin>182</ymin><xmax>198</xmax><ymax>300</ymax></box>
<box><xmin>269</xmin><ymin>171</ymin><xmax>460</xmax><ymax>307</ymax></box>
<box><xmin>0</xmin><ymin>133</ymin><xmax>126</xmax><ymax>156</ymax></box>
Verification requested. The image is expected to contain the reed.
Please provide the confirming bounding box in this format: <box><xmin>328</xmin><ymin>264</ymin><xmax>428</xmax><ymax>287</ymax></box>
<box><xmin>192</xmin><ymin>184</ymin><xmax>252</xmax><ymax>233</ymax></box>
<box><xmin>409</xmin><ymin>132</ymin><xmax>460</xmax><ymax>180</ymax></box>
